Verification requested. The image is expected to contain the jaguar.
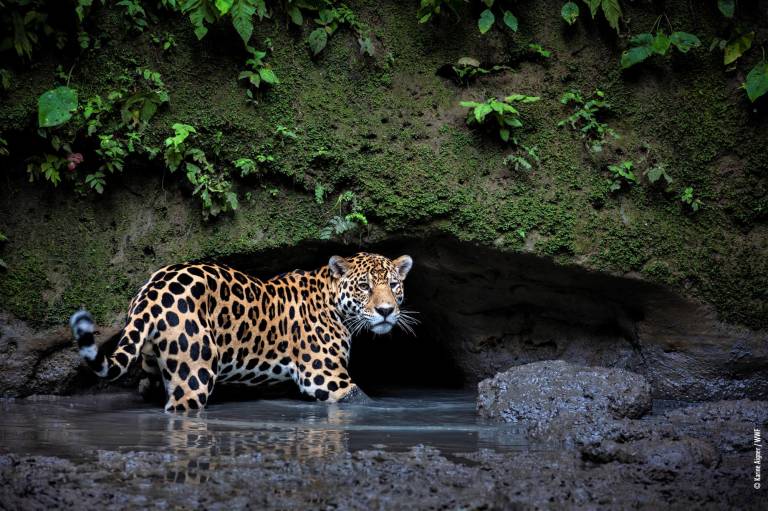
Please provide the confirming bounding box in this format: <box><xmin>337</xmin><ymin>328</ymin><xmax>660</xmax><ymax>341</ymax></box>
<box><xmin>69</xmin><ymin>252</ymin><xmax>415</xmax><ymax>411</ymax></box>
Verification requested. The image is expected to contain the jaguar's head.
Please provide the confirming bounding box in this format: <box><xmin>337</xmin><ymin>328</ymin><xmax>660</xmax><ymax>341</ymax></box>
<box><xmin>328</xmin><ymin>252</ymin><xmax>416</xmax><ymax>335</ymax></box>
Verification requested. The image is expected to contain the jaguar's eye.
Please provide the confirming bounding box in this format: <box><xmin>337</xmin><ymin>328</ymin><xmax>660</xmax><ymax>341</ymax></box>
<box><xmin>389</xmin><ymin>281</ymin><xmax>398</xmax><ymax>289</ymax></box>
<box><xmin>359</xmin><ymin>282</ymin><xmax>370</xmax><ymax>292</ymax></box>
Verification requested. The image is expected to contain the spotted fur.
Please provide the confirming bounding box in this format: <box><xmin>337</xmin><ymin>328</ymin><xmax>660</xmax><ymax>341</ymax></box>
<box><xmin>70</xmin><ymin>253</ymin><xmax>414</xmax><ymax>412</ymax></box>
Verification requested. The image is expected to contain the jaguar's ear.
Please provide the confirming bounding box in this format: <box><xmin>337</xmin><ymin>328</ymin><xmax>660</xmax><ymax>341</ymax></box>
<box><xmin>329</xmin><ymin>255</ymin><xmax>349</xmax><ymax>279</ymax></box>
<box><xmin>393</xmin><ymin>255</ymin><xmax>413</xmax><ymax>280</ymax></box>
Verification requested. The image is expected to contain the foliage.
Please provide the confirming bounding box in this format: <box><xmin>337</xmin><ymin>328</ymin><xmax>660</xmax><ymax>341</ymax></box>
<box><xmin>580</xmin><ymin>0</ymin><xmax>622</xmax><ymax>33</ymax></box>
<box><xmin>528</xmin><ymin>43</ymin><xmax>551</xmax><ymax>58</ymax></box>
<box><xmin>715</xmin><ymin>31</ymin><xmax>754</xmax><ymax>66</ymax></box>
<box><xmin>644</xmin><ymin>164</ymin><xmax>673</xmax><ymax>189</ymax></box>
<box><xmin>0</xmin><ymin>0</ymin><xmax>54</xmax><ymax>59</ymax></box>
<box><xmin>307</xmin><ymin>4</ymin><xmax>372</xmax><ymax>56</ymax></box>
<box><xmin>744</xmin><ymin>60</ymin><xmax>768</xmax><ymax>103</ymax></box>
<box><xmin>561</xmin><ymin>2</ymin><xmax>579</xmax><ymax>25</ymax></box>
<box><xmin>621</xmin><ymin>30</ymin><xmax>701</xmax><ymax>69</ymax></box>
<box><xmin>163</xmin><ymin>123</ymin><xmax>240</xmax><ymax>218</ymax></box>
<box><xmin>680</xmin><ymin>186</ymin><xmax>703</xmax><ymax>212</ymax></box>
<box><xmin>460</xmin><ymin>94</ymin><xmax>540</xmax><ymax>143</ymax></box>
<box><xmin>449</xmin><ymin>57</ymin><xmax>509</xmax><ymax>85</ymax></box>
<box><xmin>717</xmin><ymin>0</ymin><xmax>735</xmax><ymax>18</ymax></box>
<box><xmin>180</xmin><ymin>0</ymin><xmax>266</xmax><ymax>45</ymax></box>
<box><xmin>38</xmin><ymin>86</ymin><xmax>78</xmax><ymax>128</ymax></box>
<box><xmin>504</xmin><ymin>145</ymin><xmax>539</xmax><ymax>172</ymax></box>
<box><xmin>607</xmin><ymin>160</ymin><xmax>636</xmax><ymax>192</ymax></box>
<box><xmin>558</xmin><ymin>89</ymin><xmax>617</xmax><ymax>151</ymax></box>
<box><xmin>116</xmin><ymin>0</ymin><xmax>148</xmax><ymax>32</ymax></box>
<box><xmin>319</xmin><ymin>191</ymin><xmax>369</xmax><ymax>242</ymax></box>
<box><xmin>238</xmin><ymin>44</ymin><xmax>279</xmax><ymax>91</ymax></box>
<box><xmin>417</xmin><ymin>0</ymin><xmax>517</xmax><ymax>35</ymax></box>
<box><xmin>150</xmin><ymin>31</ymin><xmax>177</xmax><ymax>51</ymax></box>
<box><xmin>27</xmin><ymin>67</ymin><xmax>169</xmax><ymax>191</ymax></box>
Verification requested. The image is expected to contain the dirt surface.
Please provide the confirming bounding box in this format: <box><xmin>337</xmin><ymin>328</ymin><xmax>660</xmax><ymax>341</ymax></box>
<box><xmin>0</xmin><ymin>437</ymin><xmax>761</xmax><ymax>510</ymax></box>
<box><xmin>1</xmin><ymin>389</ymin><xmax>765</xmax><ymax>510</ymax></box>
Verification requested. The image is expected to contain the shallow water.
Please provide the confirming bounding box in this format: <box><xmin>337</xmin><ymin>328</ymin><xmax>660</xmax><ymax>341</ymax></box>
<box><xmin>0</xmin><ymin>389</ymin><xmax>530</xmax><ymax>462</ymax></box>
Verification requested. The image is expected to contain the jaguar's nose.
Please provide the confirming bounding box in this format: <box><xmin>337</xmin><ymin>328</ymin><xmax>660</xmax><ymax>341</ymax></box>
<box><xmin>375</xmin><ymin>306</ymin><xmax>395</xmax><ymax>318</ymax></box>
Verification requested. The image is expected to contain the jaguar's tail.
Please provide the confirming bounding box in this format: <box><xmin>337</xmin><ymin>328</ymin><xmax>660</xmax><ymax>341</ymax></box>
<box><xmin>70</xmin><ymin>309</ymin><xmax>149</xmax><ymax>381</ymax></box>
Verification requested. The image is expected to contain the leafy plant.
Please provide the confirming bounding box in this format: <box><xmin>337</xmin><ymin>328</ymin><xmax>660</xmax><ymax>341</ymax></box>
<box><xmin>460</xmin><ymin>94</ymin><xmax>540</xmax><ymax>143</ymax></box>
<box><xmin>38</xmin><ymin>86</ymin><xmax>78</xmax><ymax>128</ymax></box>
<box><xmin>417</xmin><ymin>0</ymin><xmax>518</xmax><ymax>35</ymax></box>
<box><xmin>558</xmin><ymin>89</ymin><xmax>618</xmax><ymax>151</ymax></box>
<box><xmin>319</xmin><ymin>191</ymin><xmax>369</xmax><ymax>242</ymax></box>
<box><xmin>680</xmin><ymin>186</ymin><xmax>703</xmax><ymax>212</ymax></box>
<box><xmin>504</xmin><ymin>144</ymin><xmax>540</xmax><ymax>172</ymax></box>
<box><xmin>151</xmin><ymin>32</ymin><xmax>177</xmax><ymax>51</ymax></box>
<box><xmin>416</xmin><ymin>0</ymin><xmax>464</xmax><ymax>24</ymax></box>
<box><xmin>448</xmin><ymin>57</ymin><xmax>509</xmax><ymax>85</ymax></box>
<box><xmin>238</xmin><ymin>45</ymin><xmax>279</xmax><ymax>91</ymax></box>
<box><xmin>744</xmin><ymin>59</ymin><xmax>768</xmax><ymax>103</ymax></box>
<box><xmin>607</xmin><ymin>160</ymin><xmax>636</xmax><ymax>192</ymax></box>
<box><xmin>561</xmin><ymin>2</ymin><xmax>579</xmax><ymax>25</ymax></box>
<box><xmin>307</xmin><ymin>5</ymin><xmax>372</xmax><ymax>56</ymax></box>
<box><xmin>580</xmin><ymin>0</ymin><xmax>622</xmax><ymax>32</ymax></box>
<box><xmin>621</xmin><ymin>29</ymin><xmax>701</xmax><ymax>69</ymax></box>
<box><xmin>163</xmin><ymin>123</ymin><xmax>239</xmax><ymax>218</ymax></box>
<box><xmin>717</xmin><ymin>0</ymin><xmax>735</xmax><ymax>18</ymax></box>
<box><xmin>181</xmin><ymin>0</ymin><xmax>267</xmax><ymax>45</ymax></box>
<box><xmin>116</xmin><ymin>0</ymin><xmax>148</xmax><ymax>32</ymax></box>
<box><xmin>711</xmin><ymin>31</ymin><xmax>754</xmax><ymax>66</ymax></box>
<box><xmin>644</xmin><ymin>163</ymin><xmax>673</xmax><ymax>188</ymax></box>
<box><xmin>528</xmin><ymin>43</ymin><xmax>551</xmax><ymax>58</ymax></box>
<box><xmin>0</xmin><ymin>136</ymin><xmax>8</xmax><ymax>157</ymax></box>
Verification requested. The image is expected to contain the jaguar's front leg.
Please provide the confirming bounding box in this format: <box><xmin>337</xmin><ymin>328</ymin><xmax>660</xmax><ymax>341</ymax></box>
<box><xmin>296</xmin><ymin>347</ymin><xmax>369</xmax><ymax>403</ymax></box>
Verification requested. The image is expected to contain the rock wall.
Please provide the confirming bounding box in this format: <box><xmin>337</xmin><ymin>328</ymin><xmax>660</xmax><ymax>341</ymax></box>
<box><xmin>0</xmin><ymin>1</ymin><xmax>766</xmax><ymax>399</ymax></box>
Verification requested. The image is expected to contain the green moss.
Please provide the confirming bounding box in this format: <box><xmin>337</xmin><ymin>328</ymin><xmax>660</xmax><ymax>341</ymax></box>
<box><xmin>0</xmin><ymin>0</ymin><xmax>766</xmax><ymax>330</ymax></box>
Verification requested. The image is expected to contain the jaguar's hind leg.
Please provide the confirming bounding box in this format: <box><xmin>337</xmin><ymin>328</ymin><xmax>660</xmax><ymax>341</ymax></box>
<box><xmin>138</xmin><ymin>351</ymin><xmax>164</xmax><ymax>403</ymax></box>
<box><xmin>156</xmin><ymin>328</ymin><xmax>219</xmax><ymax>412</ymax></box>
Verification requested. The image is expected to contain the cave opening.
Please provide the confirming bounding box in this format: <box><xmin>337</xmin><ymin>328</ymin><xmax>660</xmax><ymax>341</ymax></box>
<box><xmin>217</xmin><ymin>234</ymin><xmax>675</xmax><ymax>397</ymax></box>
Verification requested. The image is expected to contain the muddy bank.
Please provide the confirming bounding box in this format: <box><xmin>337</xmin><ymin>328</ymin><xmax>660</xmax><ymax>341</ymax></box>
<box><xmin>0</xmin><ymin>424</ymin><xmax>762</xmax><ymax>510</ymax></box>
<box><xmin>1</xmin><ymin>362</ymin><xmax>765</xmax><ymax>509</ymax></box>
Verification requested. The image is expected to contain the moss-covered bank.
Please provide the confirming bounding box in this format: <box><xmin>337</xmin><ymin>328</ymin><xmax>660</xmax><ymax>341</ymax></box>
<box><xmin>0</xmin><ymin>0</ymin><xmax>766</xmax><ymax>330</ymax></box>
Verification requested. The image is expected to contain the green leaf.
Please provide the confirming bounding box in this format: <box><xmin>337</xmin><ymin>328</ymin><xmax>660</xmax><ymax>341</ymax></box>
<box><xmin>308</xmin><ymin>28</ymin><xmax>327</xmax><ymax>55</ymax></box>
<box><xmin>499</xmin><ymin>128</ymin><xmax>510</xmax><ymax>142</ymax></box>
<box><xmin>584</xmin><ymin>0</ymin><xmax>600</xmax><ymax>17</ymax></box>
<box><xmin>215</xmin><ymin>0</ymin><xmax>233</xmax><ymax>15</ymax></box>
<box><xmin>459</xmin><ymin>101</ymin><xmax>481</xmax><ymax>108</ymax></box>
<box><xmin>231</xmin><ymin>0</ymin><xmax>256</xmax><ymax>45</ymax></box>
<box><xmin>669</xmin><ymin>32</ymin><xmax>701</xmax><ymax>53</ymax></box>
<box><xmin>744</xmin><ymin>61</ymin><xmax>768</xmax><ymax>102</ymax></box>
<box><xmin>478</xmin><ymin>9</ymin><xmax>495</xmax><ymax>34</ymax></box>
<box><xmin>651</xmin><ymin>32</ymin><xmax>671</xmax><ymax>55</ymax></box>
<box><xmin>621</xmin><ymin>46</ymin><xmax>653</xmax><ymax>69</ymax></box>
<box><xmin>718</xmin><ymin>0</ymin><xmax>735</xmax><ymax>18</ymax></box>
<box><xmin>502</xmin><ymin>11</ymin><xmax>518</xmax><ymax>32</ymax></box>
<box><xmin>258</xmin><ymin>68</ymin><xmax>279</xmax><ymax>84</ymax></box>
<box><xmin>601</xmin><ymin>0</ymin><xmax>622</xmax><ymax>32</ymax></box>
<box><xmin>474</xmin><ymin>103</ymin><xmax>493</xmax><ymax>122</ymax></box>
<box><xmin>561</xmin><ymin>2</ymin><xmax>579</xmax><ymax>25</ymax></box>
<box><xmin>287</xmin><ymin>5</ymin><xmax>303</xmax><ymax>25</ymax></box>
<box><xmin>38</xmin><ymin>87</ymin><xmax>78</xmax><ymax>128</ymax></box>
<box><xmin>724</xmin><ymin>32</ymin><xmax>753</xmax><ymax>65</ymax></box>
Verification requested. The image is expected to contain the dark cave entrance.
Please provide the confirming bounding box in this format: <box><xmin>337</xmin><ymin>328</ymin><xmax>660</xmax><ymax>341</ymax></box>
<box><xmin>217</xmin><ymin>235</ymin><xmax>683</xmax><ymax>396</ymax></box>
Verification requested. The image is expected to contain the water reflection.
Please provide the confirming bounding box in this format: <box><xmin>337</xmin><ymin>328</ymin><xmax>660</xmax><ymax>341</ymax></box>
<box><xmin>0</xmin><ymin>389</ymin><xmax>530</xmax><ymax>483</ymax></box>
